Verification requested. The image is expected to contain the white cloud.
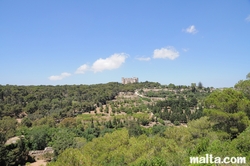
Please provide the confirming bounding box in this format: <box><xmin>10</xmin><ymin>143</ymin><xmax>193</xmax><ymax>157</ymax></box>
<box><xmin>183</xmin><ymin>25</ymin><xmax>198</xmax><ymax>34</ymax></box>
<box><xmin>49</xmin><ymin>53</ymin><xmax>128</xmax><ymax>80</ymax></box>
<box><xmin>246</xmin><ymin>15</ymin><xmax>250</xmax><ymax>22</ymax></box>
<box><xmin>75</xmin><ymin>64</ymin><xmax>89</xmax><ymax>74</ymax></box>
<box><xmin>153</xmin><ymin>46</ymin><xmax>179</xmax><ymax>60</ymax></box>
<box><xmin>91</xmin><ymin>53</ymin><xmax>128</xmax><ymax>73</ymax></box>
<box><xmin>48</xmin><ymin>72</ymin><xmax>71</xmax><ymax>81</ymax></box>
<box><xmin>182</xmin><ymin>48</ymin><xmax>189</xmax><ymax>52</ymax></box>
<box><xmin>136</xmin><ymin>57</ymin><xmax>151</xmax><ymax>61</ymax></box>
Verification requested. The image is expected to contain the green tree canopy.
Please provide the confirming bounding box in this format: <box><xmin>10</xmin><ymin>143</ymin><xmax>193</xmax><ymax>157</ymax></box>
<box><xmin>204</xmin><ymin>88</ymin><xmax>249</xmax><ymax>139</ymax></box>
<box><xmin>234</xmin><ymin>79</ymin><xmax>250</xmax><ymax>99</ymax></box>
<box><xmin>0</xmin><ymin>116</ymin><xmax>17</xmax><ymax>140</ymax></box>
<box><xmin>246</xmin><ymin>72</ymin><xmax>250</xmax><ymax>80</ymax></box>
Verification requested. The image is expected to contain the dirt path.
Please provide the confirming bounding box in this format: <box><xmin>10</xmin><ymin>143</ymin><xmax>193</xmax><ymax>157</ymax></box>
<box><xmin>29</xmin><ymin>160</ymin><xmax>47</xmax><ymax>166</ymax></box>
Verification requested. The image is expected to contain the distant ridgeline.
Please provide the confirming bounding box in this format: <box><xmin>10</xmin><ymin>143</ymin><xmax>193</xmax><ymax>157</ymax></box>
<box><xmin>122</xmin><ymin>77</ymin><xmax>139</xmax><ymax>84</ymax></box>
<box><xmin>0</xmin><ymin>81</ymin><xmax>161</xmax><ymax>119</ymax></box>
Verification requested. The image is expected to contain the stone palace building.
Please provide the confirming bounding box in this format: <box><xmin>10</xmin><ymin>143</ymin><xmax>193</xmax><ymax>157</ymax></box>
<box><xmin>122</xmin><ymin>77</ymin><xmax>139</xmax><ymax>84</ymax></box>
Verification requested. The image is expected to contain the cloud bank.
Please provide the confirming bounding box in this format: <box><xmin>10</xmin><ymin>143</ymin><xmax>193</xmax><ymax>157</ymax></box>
<box><xmin>48</xmin><ymin>72</ymin><xmax>71</xmax><ymax>81</ymax></box>
<box><xmin>153</xmin><ymin>47</ymin><xmax>179</xmax><ymax>60</ymax></box>
<box><xmin>49</xmin><ymin>47</ymin><xmax>181</xmax><ymax>81</ymax></box>
<box><xmin>183</xmin><ymin>25</ymin><xmax>198</xmax><ymax>34</ymax></box>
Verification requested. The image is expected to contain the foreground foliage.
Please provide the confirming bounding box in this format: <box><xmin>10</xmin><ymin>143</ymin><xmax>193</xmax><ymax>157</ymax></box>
<box><xmin>1</xmin><ymin>77</ymin><xmax>250</xmax><ymax>166</ymax></box>
<box><xmin>48</xmin><ymin>125</ymin><xmax>250</xmax><ymax>166</ymax></box>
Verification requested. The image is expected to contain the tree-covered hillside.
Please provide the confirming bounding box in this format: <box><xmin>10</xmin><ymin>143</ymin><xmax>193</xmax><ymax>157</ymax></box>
<box><xmin>0</xmin><ymin>82</ymin><xmax>160</xmax><ymax>119</ymax></box>
<box><xmin>1</xmin><ymin>77</ymin><xmax>250</xmax><ymax>166</ymax></box>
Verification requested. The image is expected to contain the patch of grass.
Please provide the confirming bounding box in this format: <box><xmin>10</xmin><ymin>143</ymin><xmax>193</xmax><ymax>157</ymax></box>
<box><xmin>132</xmin><ymin>112</ymin><xmax>150</xmax><ymax>120</ymax></box>
<box><xmin>76</xmin><ymin>114</ymin><xmax>93</xmax><ymax>121</ymax></box>
<box><xmin>140</xmin><ymin>97</ymin><xmax>151</xmax><ymax>102</ymax></box>
<box><xmin>114</xmin><ymin>114</ymin><xmax>127</xmax><ymax>120</ymax></box>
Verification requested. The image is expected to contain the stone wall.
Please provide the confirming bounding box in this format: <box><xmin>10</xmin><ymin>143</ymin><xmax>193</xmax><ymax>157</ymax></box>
<box><xmin>29</xmin><ymin>147</ymin><xmax>54</xmax><ymax>157</ymax></box>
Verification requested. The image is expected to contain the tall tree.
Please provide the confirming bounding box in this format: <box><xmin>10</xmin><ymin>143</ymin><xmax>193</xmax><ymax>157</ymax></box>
<box><xmin>234</xmin><ymin>80</ymin><xmax>250</xmax><ymax>99</ymax></box>
<box><xmin>0</xmin><ymin>116</ymin><xmax>17</xmax><ymax>140</ymax></box>
<box><xmin>246</xmin><ymin>72</ymin><xmax>250</xmax><ymax>80</ymax></box>
<box><xmin>204</xmin><ymin>88</ymin><xmax>249</xmax><ymax>139</ymax></box>
<box><xmin>198</xmin><ymin>82</ymin><xmax>203</xmax><ymax>89</ymax></box>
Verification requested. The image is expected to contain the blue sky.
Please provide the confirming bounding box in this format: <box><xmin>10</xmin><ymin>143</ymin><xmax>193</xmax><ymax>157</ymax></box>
<box><xmin>1</xmin><ymin>0</ymin><xmax>250</xmax><ymax>88</ymax></box>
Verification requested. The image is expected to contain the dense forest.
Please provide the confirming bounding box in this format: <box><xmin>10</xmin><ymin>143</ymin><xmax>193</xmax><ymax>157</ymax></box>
<box><xmin>1</xmin><ymin>76</ymin><xmax>250</xmax><ymax>166</ymax></box>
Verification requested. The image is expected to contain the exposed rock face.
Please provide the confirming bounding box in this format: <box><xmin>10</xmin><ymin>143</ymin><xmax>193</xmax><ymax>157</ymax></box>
<box><xmin>5</xmin><ymin>135</ymin><xmax>24</xmax><ymax>145</ymax></box>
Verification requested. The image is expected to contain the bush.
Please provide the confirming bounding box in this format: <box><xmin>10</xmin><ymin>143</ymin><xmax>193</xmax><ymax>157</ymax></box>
<box><xmin>158</xmin><ymin>118</ymin><xmax>165</xmax><ymax>125</ymax></box>
<box><xmin>174</xmin><ymin>120</ymin><xmax>180</xmax><ymax>126</ymax></box>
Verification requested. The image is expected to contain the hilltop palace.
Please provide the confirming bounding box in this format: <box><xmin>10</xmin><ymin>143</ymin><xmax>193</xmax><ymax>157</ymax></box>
<box><xmin>122</xmin><ymin>77</ymin><xmax>139</xmax><ymax>84</ymax></box>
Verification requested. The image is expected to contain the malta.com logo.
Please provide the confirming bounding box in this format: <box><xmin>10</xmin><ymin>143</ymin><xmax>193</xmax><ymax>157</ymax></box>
<box><xmin>190</xmin><ymin>154</ymin><xmax>246</xmax><ymax>164</ymax></box>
